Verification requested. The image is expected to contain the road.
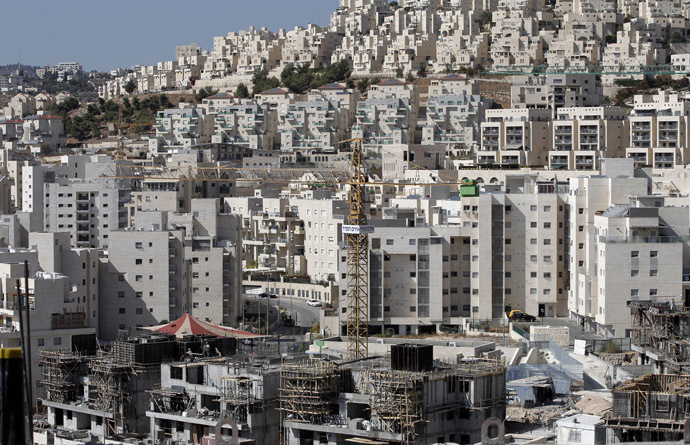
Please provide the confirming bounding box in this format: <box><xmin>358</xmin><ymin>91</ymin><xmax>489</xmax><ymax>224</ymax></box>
<box><xmin>244</xmin><ymin>294</ymin><xmax>321</xmax><ymax>333</ymax></box>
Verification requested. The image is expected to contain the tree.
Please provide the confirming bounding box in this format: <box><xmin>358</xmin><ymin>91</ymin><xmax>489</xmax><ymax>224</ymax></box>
<box><xmin>124</xmin><ymin>79</ymin><xmax>137</xmax><ymax>95</ymax></box>
<box><xmin>236</xmin><ymin>82</ymin><xmax>250</xmax><ymax>98</ymax></box>
<box><xmin>396</xmin><ymin>65</ymin><xmax>404</xmax><ymax>78</ymax></box>
<box><xmin>251</xmin><ymin>67</ymin><xmax>280</xmax><ymax>96</ymax></box>
<box><xmin>357</xmin><ymin>78</ymin><xmax>370</xmax><ymax>93</ymax></box>
<box><xmin>670</xmin><ymin>32</ymin><xmax>685</xmax><ymax>44</ymax></box>
<box><xmin>195</xmin><ymin>86</ymin><xmax>218</xmax><ymax>103</ymax></box>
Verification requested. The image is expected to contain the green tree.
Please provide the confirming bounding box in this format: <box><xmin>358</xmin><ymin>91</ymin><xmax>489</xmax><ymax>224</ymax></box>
<box><xmin>195</xmin><ymin>86</ymin><xmax>218</xmax><ymax>102</ymax></box>
<box><xmin>396</xmin><ymin>65</ymin><xmax>404</xmax><ymax>78</ymax></box>
<box><xmin>159</xmin><ymin>94</ymin><xmax>172</xmax><ymax>109</ymax></box>
<box><xmin>251</xmin><ymin>67</ymin><xmax>280</xmax><ymax>96</ymax></box>
<box><xmin>236</xmin><ymin>82</ymin><xmax>250</xmax><ymax>98</ymax></box>
<box><xmin>671</xmin><ymin>32</ymin><xmax>685</xmax><ymax>44</ymax></box>
<box><xmin>124</xmin><ymin>79</ymin><xmax>137</xmax><ymax>94</ymax></box>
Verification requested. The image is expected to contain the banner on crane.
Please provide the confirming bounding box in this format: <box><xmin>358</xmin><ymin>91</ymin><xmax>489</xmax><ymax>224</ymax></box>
<box><xmin>342</xmin><ymin>225</ymin><xmax>374</xmax><ymax>235</ymax></box>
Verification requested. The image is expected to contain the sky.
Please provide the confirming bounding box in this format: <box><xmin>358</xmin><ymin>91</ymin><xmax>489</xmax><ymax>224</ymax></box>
<box><xmin>0</xmin><ymin>0</ymin><xmax>338</xmax><ymax>72</ymax></box>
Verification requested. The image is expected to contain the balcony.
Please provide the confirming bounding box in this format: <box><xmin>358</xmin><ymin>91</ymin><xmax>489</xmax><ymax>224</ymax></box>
<box><xmin>169</xmin><ymin>281</ymin><xmax>177</xmax><ymax>291</ymax></box>
<box><xmin>76</xmin><ymin>193</ymin><xmax>89</xmax><ymax>203</ymax></box>
<box><xmin>169</xmin><ymin>265</ymin><xmax>176</xmax><ymax>274</ymax></box>
<box><xmin>169</xmin><ymin>298</ymin><xmax>177</xmax><ymax>308</ymax></box>
<box><xmin>76</xmin><ymin>204</ymin><xmax>89</xmax><ymax>213</ymax></box>
<box><xmin>168</xmin><ymin>248</ymin><xmax>176</xmax><ymax>257</ymax></box>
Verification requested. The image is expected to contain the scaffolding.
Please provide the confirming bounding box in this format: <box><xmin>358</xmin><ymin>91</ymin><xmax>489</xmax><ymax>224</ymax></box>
<box><xmin>279</xmin><ymin>360</ymin><xmax>339</xmax><ymax>424</ymax></box>
<box><xmin>367</xmin><ymin>370</ymin><xmax>424</xmax><ymax>444</ymax></box>
<box><xmin>39</xmin><ymin>350</ymin><xmax>84</xmax><ymax>404</ymax></box>
<box><xmin>149</xmin><ymin>386</ymin><xmax>195</xmax><ymax>416</ymax></box>
<box><xmin>607</xmin><ymin>373</ymin><xmax>690</xmax><ymax>441</ymax></box>
<box><xmin>629</xmin><ymin>302</ymin><xmax>690</xmax><ymax>373</ymax></box>
<box><xmin>217</xmin><ymin>375</ymin><xmax>262</xmax><ymax>425</ymax></box>
<box><xmin>88</xmin><ymin>351</ymin><xmax>140</xmax><ymax>437</ymax></box>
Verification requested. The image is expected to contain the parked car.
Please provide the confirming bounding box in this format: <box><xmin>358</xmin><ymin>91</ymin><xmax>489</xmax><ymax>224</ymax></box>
<box><xmin>307</xmin><ymin>299</ymin><xmax>323</xmax><ymax>307</ymax></box>
<box><xmin>508</xmin><ymin>310</ymin><xmax>537</xmax><ymax>322</ymax></box>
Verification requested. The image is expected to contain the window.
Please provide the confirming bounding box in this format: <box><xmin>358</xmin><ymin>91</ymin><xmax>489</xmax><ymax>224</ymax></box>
<box><xmin>119</xmin><ymin>308</ymin><xmax>126</xmax><ymax>314</ymax></box>
<box><xmin>37</xmin><ymin>338</ymin><xmax>44</xmax><ymax>347</ymax></box>
<box><xmin>544</xmin><ymin>239</ymin><xmax>551</xmax><ymax>245</ymax></box>
<box><xmin>650</xmin><ymin>251</ymin><xmax>658</xmax><ymax>258</ymax></box>
<box><xmin>650</xmin><ymin>289</ymin><xmax>658</xmax><ymax>296</ymax></box>
<box><xmin>530</xmin><ymin>205</ymin><xmax>537</xmax><ymax>211</ymax></box>
<box><xmin>135</xmin><ymin>259</ymin><xmax>142</xmax><ymax>265</ymax></box>
<box><xmin>578</xmin><ymin>208</ymin><xmax>584</xmax><ymax>214</ymax></box>
<box><xmin>136</xmin><ymin>308</ymin><xmax>143</xmax><ymax>314</ymax></box>
<box><xmin>568</xmin><ymin>430</ymin><xmax>582</xmax><ymax>443</ymax></box>
<box><xmin>578</xmin><ymin>225</ymin><xmax>584</xmax><ymax>232</ymax></box>
<box><xmin>650</xmin><ymin>270</ymin><xmax>658</xmax><ymax>277</ymax></box>
<box><xmin>530</xmin><ymin>222</ymin><xmax>537</xmax><ymax>228</ymax></box>
<box><xmin>53</xmin><ymin>337</ymin><xmax>61</xmax><ymax>346</ymax></box>
<box><xmin>544</xmin><ymin>222</ymin><xmax>551</xmax><ymax>229</ymax></box>
<box><xmin>135</xmin><ymin>242</ymin><xmax>143</xmax><ymax>249</ymax></box>
<box><xmin>118</xmin><ymin>291</ymin><xmax>125</xmax><ymax>298</ymax></box>
<box><xmin>530</xmin><ymin>288</ymin><xmax>537</xmax><ymax>295</ymax></box>
<box><xmin>544</xmin><ymin>272</ymin><xmax>551</xmax><ymax>279</ymax></box>
<box><xmin>631</xmin><ymin>270</ymin><xmax>639</xmax><ymax>277</ymax></box>
<box><xmin>386</xmin><ymin>239</ymin><xmax>394</xmax><ymax>245</ymax></box>
<box><xmin>530</xmin><ymin>272</ymin><xmax>537</xmax><ymax>278</ymax></box>
<box><xmin>530</xmin><ymin>238</ymin><xmax>537</xmax><ymax>245</ymax></box>
<box><xmin>631</xmin><ymin>289</ymin><xmax>639</xmax><ymax>297</ymax></box>
<box><xmin>136</xmin><ymin>292</ymin><xmax>142</xmax><ymax>298</ymax></box>
<box><xmin>410</xmin><ymin>306</ymin><xmax>416</xmax><ymax>312</ymax></box>
<box><xmin>631</xmin><ymin>251</ymin><xmax>639</xmax><ymax>258</ymax></box>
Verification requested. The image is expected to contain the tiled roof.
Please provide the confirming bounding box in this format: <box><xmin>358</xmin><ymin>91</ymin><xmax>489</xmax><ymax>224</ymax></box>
<box><xmin>261</xmin><ymin>87</ymin><xmax>289</xmax><ymax>95</ymax></box>
<box><xmin>318</xmin><ymin>82</ymin><xmax>346</xmax><ymax>90</ymax></box>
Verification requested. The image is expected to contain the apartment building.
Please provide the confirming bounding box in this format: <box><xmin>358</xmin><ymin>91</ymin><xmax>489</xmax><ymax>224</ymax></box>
<box><xmin>279</xmin><ymin>100</ymin><xmax>346</xmax><ymax>152</ymax></box>
<box><xmin>423</xmin><ymin>92</ymin><xmax>491</xmax><ymax>154</ymax></box>
<box><xmin>149</xmin><ymin>104</ymin><xmax>215</xmax><ymax>155</ymax></box>
<box><xmin>589</xmin><ymin>202</ymin><xmax>687</xmax><ymax>336</ymax></box>
<box><xmin>307</xmin><ymin>83</ymin><xmax>360</xmax><ymax>130</ymax></box>
<box><xmin>353</xmin><ymin>97</ymin><xmax>417</xmax><ymax>147</ymax></box>
<box><xmin>511</xmin><ymin>74</ymin><xmax>604</xmax><ymax>116</ymax></box>
<box><xmin>98</xmin><ymin>220</ymin><xmax>191</xmax><ymax>341</ymax></box>
<box><xmin>0</xmin><ymin>232</ymin><xmax>99</xmax><ymax>398</ymax></box>
<box><xmin>627</xmin><ymin>91</ymin><xmax>690</xmax><ymax>168</ymax></box>
<box><xmin>211</xmin><ymin>102</ymin><xmax>276</xmax><ymax>151</ymax></box>
<box><xmin>479</xmin><ymin>108</ymin><xmax>552</xmax><ymax>167</ymax></box>
<box><xmin>44</xmin><ymin>179</ymin><xmax>131</xmax><ymax>249</ymax></box>
<box><xmin>549</xmin><ymin>106</ymin><xmax>628</xmax><ymax>170</ymax></box>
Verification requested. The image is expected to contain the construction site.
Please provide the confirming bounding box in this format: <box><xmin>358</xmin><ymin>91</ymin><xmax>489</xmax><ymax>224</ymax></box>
<box><xmin>37</xmin><ymin>332</ymin><xmax>240</xmax><ymax>443</ymax></box>
<box><xmin>606</xmin><ymin>373</ymin><xmax>690</xmax><ymax>442</ymax></box>
<box><xmin>280</xmin><ymin>344</ymin><xmax>506</xmax><ymax>445</ymax></box>
<box><xmin>629</xmin><ymin>301</ymin><xmax>690</xmax><ymax>374</ymax></box>
<box><xmin>147</xmin><ymin>356</ymin><xmax>281</xmax><ymax>445</ymax></box>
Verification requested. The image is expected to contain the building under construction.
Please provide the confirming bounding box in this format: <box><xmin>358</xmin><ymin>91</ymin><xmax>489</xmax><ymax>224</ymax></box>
<box><xmin>146</xmin><ymin>356</ymin><xmax>281</xmax><ymax>445</ymax></box>
<box><xmin>606</xmin><ymin>373</ymin><xmax>690</xmax><ymax>442</ymax></box>
<box><xmin>39</xmin><ymin>332</ymin><xmax>236</xmax><ymax>441</ymax></box>
<box><xmin>280</xmin><ymin>344</ymin><xmax>506</xmax><ymax>444</ymax></box>
<box><xmin>629</xmin><ymin>301</ymin><xmax>690</xmax><ymax>374</ymax></box>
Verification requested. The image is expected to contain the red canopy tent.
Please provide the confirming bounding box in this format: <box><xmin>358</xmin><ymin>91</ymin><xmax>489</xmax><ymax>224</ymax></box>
<box><xmin>149</xmin><ymin>314</ymin><xmax>260</xmax><ymax>339</ymax></box>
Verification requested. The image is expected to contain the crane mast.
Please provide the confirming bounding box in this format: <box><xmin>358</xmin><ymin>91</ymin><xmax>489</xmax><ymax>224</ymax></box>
<box><xmin>344</xmin><ymin>139</ymin><xmax>370</xmax><ymax>360</ymax></box>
